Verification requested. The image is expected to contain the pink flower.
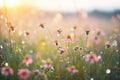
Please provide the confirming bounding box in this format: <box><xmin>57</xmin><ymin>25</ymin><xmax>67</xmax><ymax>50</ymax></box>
<box><xmin>52</xmin><ymin>40</ymin><xmax>59</xmax><ymax>46</ymax></box>
<box><xmin>56</xmin><ymin>28</ymin><xmax>62</xmax><ymax>34</ymax></box>
<box><xmin>22</xmin><ymin>56</ymin><xmax>33</xmax><ymax>66</ymax></box>
<box><xmin>95</xmin><ymin>28</ymin><xmax>105</xmax><ymax>36</ymax></box>
<box><xmin>18</xmin><ymin>69</ymin><xmax>30</xmax><ymax>80</ymax></box>
<box><xmin>67</xmin><ymin>35</ymin><xmax>72</xmax><ymax>42</ymax></box>
<box><xmin>59</xmin><ymin>47</ymin><xmax>65</xmax><ymax>54</ymax></box>
<box><xmin>42</xmin><ymin>59</ymin><xmax>53</xmax><ymax>69</ymax></box>
<box><xmin>92</xmin><ymin>36</ymin><xmax>101</xmax><ymax>44</ymax></box>
<box><xmin>1</xmin><ymin>66</ymin><xmax>14</xmax><ymax>76</ymax></box>
<box><xmin>85</xmin><ymin>29</ymin><xmax>90</xmax><ymax>35</ymax></box>
<box><xmin>85</xmin><ymin>53</ymin><xmax>99</xmax><ymax>64</ymax></box>
<box><xmin>105</xmin><ymin>42</ymin><xmax>111</xmax><ymax>48</ymax></box>
<box><xmin>66</xmin><ymin>66</ymin><xmax>78</xmax><ymax>74</ymax></box>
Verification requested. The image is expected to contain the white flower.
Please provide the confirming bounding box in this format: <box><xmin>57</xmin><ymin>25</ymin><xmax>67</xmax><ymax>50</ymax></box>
<box><xmin>112</xmin><ymin>40</ymin><xmax>117</xmax><ymax>47</ymax></box>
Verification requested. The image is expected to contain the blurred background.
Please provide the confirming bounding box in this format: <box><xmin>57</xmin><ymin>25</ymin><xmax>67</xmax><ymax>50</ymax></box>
<box><xmin>0</xmin><ymin>0</ymin><xmax>120</xmax><ymax>40</ymax></box>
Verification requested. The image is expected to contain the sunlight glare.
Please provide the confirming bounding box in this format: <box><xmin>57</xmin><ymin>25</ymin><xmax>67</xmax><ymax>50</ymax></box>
<box><xmin>0</xmin><ymin>0</ymin><xmax>21</xmax><ymax>8</ymax></box>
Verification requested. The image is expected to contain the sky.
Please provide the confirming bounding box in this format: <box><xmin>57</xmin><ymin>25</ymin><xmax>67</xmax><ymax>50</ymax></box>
<box><xmin>0</xmin><ymin>0</ymin><xmax>120</xmax><ymax>12</ymax></box>
<box><xmin>29</xmin><ymin>0</ymin><xmax>120</xmax><ymax>12</ymax></box>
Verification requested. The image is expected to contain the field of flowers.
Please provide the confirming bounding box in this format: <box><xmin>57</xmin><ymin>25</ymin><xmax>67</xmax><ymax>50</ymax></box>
<box><xmin>0</xmin><ymin>7</ymin><xmax>120</xmax><ymax>80</ymax></box>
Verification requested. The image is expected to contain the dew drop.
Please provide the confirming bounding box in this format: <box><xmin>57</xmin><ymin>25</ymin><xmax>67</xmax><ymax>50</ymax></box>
<box><xmin>5</xmin><ymin>63</ymin><xmax>8</xmax><ymax>66</ymax></box>
<box><xmin>90</xmin><ymin>78</ymin><xmax>94</xmax><ymax>80</ymax></box>
<box><xmin>106</xmin><ymin>69</ymin><xmax>111</xmax><ymax>74</ymax></box>
<box><xmin>22</xmin><ymin>41</ymin><xmax>25</xmax><ymax>44</ymax></box>
<box><xmin>0</xmin><ymin>45</ymin><xmax>3</xmax><ymax>50</ymax></box>
<box><xmin>98</xmin><ymin>55</ymin><xmax>101</xmax><ymax>59</ymax></box>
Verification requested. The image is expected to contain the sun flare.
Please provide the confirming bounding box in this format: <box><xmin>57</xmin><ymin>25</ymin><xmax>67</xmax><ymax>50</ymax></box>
<box><xmin>0</xmin><ymin>0</ymin><xmax>21</xmax><ymax>8</ymax></box>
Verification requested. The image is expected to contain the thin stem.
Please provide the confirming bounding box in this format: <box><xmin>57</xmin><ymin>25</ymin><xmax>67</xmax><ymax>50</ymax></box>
<box><xmin>86</xmin><ymin>35</ymin><xmax>88</xmax><ymax>48</ymax></box>
<box><xmin>45</xmin><ymin>27</ymin><xmax>54</xmax><ymax>40</ymax></box>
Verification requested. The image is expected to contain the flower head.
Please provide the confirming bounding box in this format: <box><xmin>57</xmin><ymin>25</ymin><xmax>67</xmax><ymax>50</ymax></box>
<box><xmin>32</xmin><ymin>69</ymin><xmax>41</xmax><ymax>75</ymax></box>
<box><xmin>42</xmin><ymin>59</ymin><xmax>53</xmax><ymax>69</ymax></box>
<box><xmin>22</xmin><ymin>55</ymin><xmax>33</xmax><ymax>66</ymax></box>
<box><xmin>66</xmin><ymin>66</ymin><xmax>78</xmax><ymax>74</ymax></box>
<box><xmin>1</xmin><ymin>66</ymin><xmax>14</xmax><ymax>76</ymax></box>
<box><xmin>71</xmin><ymin>26</ymin><xmax>77</xmax><ymax>31</ymax></box>
<box><xmin>85</xmin><ymin>29</ymin><xmax>90</xmax><ymax>35</ymax></box>
<box><xmin>85</xmin><ymin>53</ymin><xmax>99</xmax><ymax>64</ymax></box>
<box><xmin>6</xmin><ymin>22</ymin><xmax>15</xmax><ymax>32</ymax></box>
<box><xmin>105</xmin><ymin>42</ymin><xmax>111</xmax><ymax>48</ymax></box>
<box><xmin>39</xmin><ymin>24</ymin><xmax>45</xmax><ymax>28</ymax></box>
<box><xmin>59</xmin><ymin>47</ymin><xmax>65</xmax><ymax>54</ymax></box>
<box><xmin>95</xmin><ymin>28</ymin><xmax>105</xmax><ymax>36</ymax></box>
<box><xmin>25</xmin><ymin>31</ymin><xmax>30</xmax><ymax>36</ymax></box>
<box><xmin>92</xmin><ymin>36</ymin><xmax>101</xmax><ymax>44</ymax></box>
<box><xmin>57</xmin><ymin>28</ymin><xmax>62</xmax><ymax>34</ymax></box>
<box><xmin>18</xmin><ymin>69</ymin><xmax>30</xmax><ymax>80</ymax></box>
<box><xmin>52</xmin><ymin>40</ymin><xmax>59</xmax><ymax>46</ymax></box>
<box><xmin>73</xmin><ymin>45</ymin><xmax>79</xmax><ymax>51</ymax></box>
<box><xmin>67</xmin><ymin>35</ymin><xmax>72</xmax><ymax>42</ymax></box>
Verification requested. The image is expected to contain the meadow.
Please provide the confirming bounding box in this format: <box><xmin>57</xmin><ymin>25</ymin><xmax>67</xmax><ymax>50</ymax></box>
<box><xmin>0</xmin><ymin>7</ymin><xmax>120</xmax><ymax>80</ymax></box>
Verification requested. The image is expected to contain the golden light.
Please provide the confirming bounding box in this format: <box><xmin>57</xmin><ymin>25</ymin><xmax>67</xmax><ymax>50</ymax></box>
<box><xmin>0</xmin><ymin>0</ymin><xmax>21</xmax><ymax>8</ymax></box>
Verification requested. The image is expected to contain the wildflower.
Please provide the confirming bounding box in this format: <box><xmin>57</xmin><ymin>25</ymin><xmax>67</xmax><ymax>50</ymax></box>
<box><xmin>22</xmin><ymin>56</ymin><xmax>33</xmax><ymax>66</ymax></box>
<box><xmin>112</xmin><ymin>40</ymin><xmax>117</xmax><ymax>47</ymax></box>
<box><xmin>59</xmin><ymin>47</ymin><xmax>65</xmax><ymax>54</ymax></box>
<box><xmin>85</xmin><ymin>30</ymin><xmax>90</xmax><ymax>35</ymax></box>
<box><xmin>7</xmin><ymin>22</ymin><xmax>15</xmax><ymax>31</ymax></box>
<box><xmin>93</xmin><ymin>36</ymin><xmax>101</xmax><ymax>44</ymax></box>
<box><xmin>42</xmin><ymin>59</ymin><xmax>53</xmax><ymax>69</ymax></box>
<box><xmin>39</xmin><ymin>24</ymin><xmax>45</xmax><ymax>28</ymax></box>
<box><xmin>18</xmin><ymin>69</ymin><xmax>30</xmax><ymax>80</ymax></box>
<box><xmin>73</xmin><ymin>45</ymin><xmax>79</xmax><ymax>51</ymax></box>
<box><xmin>57</xmin><ymin>28</ymin><xmax>62</xmax><ymax>34</ymax></box>
<box><xmin>80</xmin><ymin>47</ymin><xmax>83</xmax><ymax>50</ymax></box>
<box><xmin>52</xmin><ymin>40</ymin><xmax>59</xmax><ymax>46</ymax></box>
<box><xmin>95</xmin><ymin>28</ymin><xmax>105</xmax><ymax>36</ymax></box>
<box><xmin>32</xmin><ymin>69</ymin><xmax>41</xmax><ymax>75</ymax></box>
<box><xmin>66</xmin><ymin>66</ymin><xmax>78</xmax><ymax>74</ymax></box>
<box><xmin>71</xmin><ymin>26</ymin><xmax>77</xmax><ymax>31</ymax></box>
<box><xmin>9</xmin><ymin>26</ymin><xmax>15</xmax><ymax>31</ymax></box>
<box><xmin>85</xmin><ymin>53</ymin><xmax>99</xmax><ymax>64</ymax></box>
<box><xmin>25</xmin><ymin>32</ymin><xmax>30</xmax><ymax>36</ymax></box>
<box><xmin>1</xmin><ymin>66</ymin><xmax>14</xmax><ymax>76</ymax></box>
<box><xmin>67</xmin><ymin>35</ymin><xmax>72</xmax><ymax>42</ymax></box>
<box><xmin>105</xmin><ymin>42</ymin><xmax>111</xmax><ymax>48</ymax></box>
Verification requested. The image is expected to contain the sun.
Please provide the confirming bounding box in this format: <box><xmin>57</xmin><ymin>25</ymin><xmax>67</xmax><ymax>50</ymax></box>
<box><xmin>0</xmin><ymin>0</ymin><xmax>21</xmax><ymax>8</ymax></box>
